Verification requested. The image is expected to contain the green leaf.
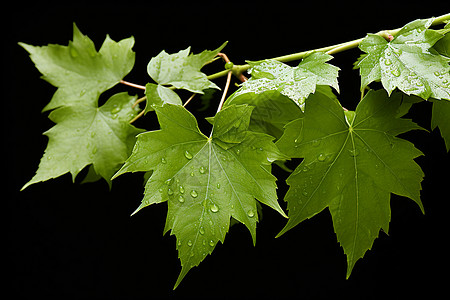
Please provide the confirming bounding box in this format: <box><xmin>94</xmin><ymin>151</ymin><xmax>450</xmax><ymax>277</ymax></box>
<box><xmin>432</xmin><ymin>23</ymin><xmax>450</xmax><ymax>57</ymax></box>
<box><xmin>276</xmin><ymin>89</ymin><xmax>424</xmax><ymax>277</ymax></box>
<box><xmin>19</xmin><ymin>23</ymin><xmax>135</xmax><ymax>111</ymax></box>
<box><xmin>144</xmin><ymin>83</ymin><xmax>182</xmax><ymax>114</ymax></box>
<box><xmin>431</xmin><ymin>99</ymin><xmax>450</xmax><ymax>151</ymax></box>
<box><xmin>22</xmin><ymin>93</ymin><xmax>144</xmax><ymax>190</ymax></box>
<box><xmin>147</xmin><ymin>42</ymin><xmax>227</xmax><ymax>93</ymax></box>
<box><xmin>113</xmin><ymin>104</ymin><xmax>287</xmax><ymax>288</ymax></box>
<box><xmin>236</xmin><ymin>52</ymin><xmax>340</xmax><ymax>111</ymax></box>
<box><xmin>225</xmin><ymin>86</ymin><xmax>338</xmax><ymax>140</ymax></box>
<box><xmin>355</xmin><ymin>18</ymin><xmax>450</xmax><ymax>100</ymax></box>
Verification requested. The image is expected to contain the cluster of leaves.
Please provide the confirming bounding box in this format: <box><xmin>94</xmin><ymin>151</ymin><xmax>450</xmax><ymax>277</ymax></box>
<box><xmin>21</xmin><ymin>17</ymin><xmax>449</xmax><ymax>288</ymax></box>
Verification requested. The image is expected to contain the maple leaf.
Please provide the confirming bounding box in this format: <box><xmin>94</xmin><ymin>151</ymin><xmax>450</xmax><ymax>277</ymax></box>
<box><xmin>147</xmin><ymin>42</ymin><xmax>227</xmax><ymax>93</ymax></box>
<box><xmin>113</xmin><ymin>104</ymin><xmax>287</xmax><ymax>288</ymax></box>
<box><xmin>234</xmin><ymin>52</ymin><xmax>340</xmax><ymax>111</ymax></box>
<box><xmin>22</xmin><ymin>93</ymin><xmax>144</xmax><ymax>190</ymax></box>
<box><xmin>431</xmin><ymin>99</ymin><xmax>450</xmax><ymax>151</ymax></box>
<box><xmin>354</xmin><ymin>18</ymin><xmax>450</xmax><ymax>100</ymax></box>
<box><xmin>225</xmin><ymin>86</ymin><xmax>337</xmax><ymax>140</ymax></box>
<box><xmin>19</xmin><ymin>23</ymin><xmax>135</xmax><ymax>111</ymax></box>
<box><xmin>143</xmin><ymin>83</ymin><xmax>182</xmax><ymax>114</ymax></box>
<box><xmin>276</xmin><ymin>89</ymin><xmax>425</xmax><ymax>277</ymax></box>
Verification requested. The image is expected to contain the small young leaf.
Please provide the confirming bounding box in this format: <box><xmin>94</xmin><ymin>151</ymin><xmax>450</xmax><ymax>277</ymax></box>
<box><xmin>355</xmin><ymin>18</ymin><xmax>450</xmax><ymax>100</ymax></box>
<box><xmin>276</xmin><ymin>89</ymin><xmax>424</xmax><ymax>277</ymax></box>
<box><xmin>113</xmin><ymin>104</ymin><xmax>287</xmax><ymax>288</ymax></box>
<box><xmin>147</xmin><ymin>42</ymin><xmax>227</xmax><ymax>93</ymax></box>
<box><xmin>144</xmin><ymin>83</ymin><xmax>182</xmax><ymax>114</ymax></box>
<box><xmin>22</xmin><ymin>93</ymin><xmax>144</xmax><ymax>190</ymax></box>
<box><xmin>235</xmin><ymin>52</ymin><xmax>340</xmax><ymax>111</ymax></box>
<box><xmin>19</xmin><ymin>23</ymin><xmax>135</xmax><ymax>111</ymax></box>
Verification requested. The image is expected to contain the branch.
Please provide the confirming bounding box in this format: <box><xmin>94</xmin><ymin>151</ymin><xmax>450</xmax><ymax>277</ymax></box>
<box><xmin>205</xmin><ymin>13</ymin><xmax>450</xmax><ymax>81</ymax></box>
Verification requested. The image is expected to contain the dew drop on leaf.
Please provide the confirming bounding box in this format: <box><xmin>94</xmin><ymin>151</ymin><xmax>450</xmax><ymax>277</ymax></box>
<box><xmin>384</xmin><ymin>58</ymin><xmax>392</xmax><ymax>66</ymax></box>
<box><xmin>161</xmin><ymin>157</ymin><xmax>167</xmax><ymax>164</ymax></box>
<box><xmin>190</xmin><ymin>190</ymin><xmax>198</xmax><ymax>198</ymax></box>
<box><xmin>187</xmin><ymin>240</ymin><xmax>193</xmax><ymax>247</ymax></box>
<box><xmin>348</xmin><ymin>149</ymin><xmax>360</xmax><ymax>157</ymax></box>
<box><xmin>210</xmin><ymin>203</ymin><xmax>219</xmax><ymax>213</ymax></box>
<box><xmin>199</xmin><ymin>227</ymin><xmax>205</xmax><ymax>235</ymax></box>
<box><xmin>391</xmin><ymin>69</ymin><xmax>401</xmax><ymax>77</ymax></box>
<box><xmin>178</xmin><ymin>195</ymin><xmax>185</xmax><ymax>203</ymax></box>
<box><xmin>317</xmin><ymin>153</ymin><xmax>326</xmax><ymax>162</ymax></box>
<box><xmin>209</xmin><ymin>240</ymin><xmax>215</xmax><ymax>247</ymax></box>
<box><xmin>184</xmin><ymin>150</ymin><xmax>193</xmax><ymax>160</ymax></box>
<box><xmin>199</xmin><ymin>166</ymin><xmax>206</xmax><ymax>174</ymax></box>
<box><xmin>112</xmin><ymin>106</ymin><xmax>121</xmax><ymax>114</ymax></box>
<box><xmin>247</xmin><ymin>209</ymin><xmax>255</xmax><ymax>218</ymax></box>
<box><xmin>168</xmin><ymin>188</ymin><xmax>174</xmax><ymax>195</ymax></box>
<box><xmin>179</xmin><ymin>186</ymin><xmax>185</xmax><ymax>194</ymax></box>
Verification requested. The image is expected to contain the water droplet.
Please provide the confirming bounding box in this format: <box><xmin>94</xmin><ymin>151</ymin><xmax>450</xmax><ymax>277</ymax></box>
<box><xmin>177</xmin><ymin>240</ymin><xmax>182</xmax><ymax>246</ymax></box>
<box><xmin>161</xmin><ymin>157</ymin><xmax>167</xmax><ymax>164</ymax></box>
<box><xmin>190</xmin><ymin>172</ymin><xmax>194</xmax><ymax>177</ymax></box>
<box><xmin>90</xmin><ymin>131</ymin><xmax>96</xmax><ymax>138</ymax></box>
<box><xmin>70</xmin><ymin>47</ymin><xmax>78</xmax><ymax>57</ymax></box>
<box><xmin>187</xmin><ymin>240</ymin><xmax>193</xmax><ymax>247</ymax></box>
<box><xmin>391</xmin><ymin>69</ymin><xmax>400</xmax><ymax>77</ymax></box>
<box><xmin>210</xmin><ymin>203</ymin><xmax>219</xmax><ymax>213</ymax></box>
<box><xmin>165</xmin><ymin>178</ymin><xmax>172</xmax><ymax>185</ymax></box>
<box><xmin>79</xmin><ymin>89</ymin><xmax>86</xmax><ymax>97</ymax></box>
<box><xmin>209</xmin><ymin>240</ymin><xmax>215</xmax><ymax>247</ymax></box>
<box><xmin>199</xmin><ymin>227</ymin><xmax>205</xmax><ymax>235</ymax></box>
<box><xmin>179</xmin><ymin>186</ymin><xmax>185</xmax><ymax>194</ymax></box>
<box><xmin>392</xmin><ymin>48</ymin><xmax>402</xmax><ymax>55</ymax></box>
<box><xmin>317</xmin><ymin>153</ymin><xmax>326</xmax><ymax>162</ymax></box>
<box><xmin>311</xmin><ymin>139</ymin><xmax>321</xmax><ymax>147</ymax></box>
<box><xmin>178</xmin><ymin>195</ymin><xmax>185</xmax><ymax>203</ymax></box>
<box><xmin>199</xmin><ymin>166</ymin><xmax>206</xmax><ymax>174</ymax></box>
<box><xmin>112</xmin><ymin>106</ymin><xmax>121</xmax><ymax>114</ymax></box>
<box><xmin>168</xmin><ymin>188</ymin><xmax>174</xmax><ymax>195</ymax></box>
<box><xmin>302</xmin><ymin>191</ymin><xmax>308</xmax><ymax>197</ymax></box>
<box><xmin>348</xmin><ymin>149</ymin><xmax>360</xmax><ymax>157</ymax></box>
<box><xmin>236</xmin><ymin>149</ymin><xmax>241</xmax><ymax>155</ymax></box>
<box><xmin>258</xmin><ymin>147</ymin><xmax>263</xmax><ymax>152</ymax></box>
<box><xmin>216</xmin><ymin>183</ymin><xmax>220</xmax><ymax>189</ymax></box>
<box><xmin>384</xmin><ymin>58</ymin><xmax>392</xmax><ymax>66</ymax></box>
<box><xmin>247</xmin><ymin>209</ymin><xmax>255</xmax><ymax>218</ymax></box>
<box><xmin>190</xmin><ymin>190</ymin><xmax>198</xmax><ymax>198</ymax></box>
<box><xmin>92</xmin><ymin>146</ymin><xmax>97</xmax><ymax>154</ymax></box>
<box><xmin>111</xmin><ymin>114</ymin><xmax>118</xmax><ymax>119</ymax></box>
<box><xmin>184</xmin><ymin>150</ymin><xmax>193</xmax><ymax>160</ymax></box>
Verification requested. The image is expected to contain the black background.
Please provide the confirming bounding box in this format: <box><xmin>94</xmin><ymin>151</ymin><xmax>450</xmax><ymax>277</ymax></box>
<box><xmin>6</xmin><ymin>2</ymin><xmax>449</xmax><ymax>299</ymax></box>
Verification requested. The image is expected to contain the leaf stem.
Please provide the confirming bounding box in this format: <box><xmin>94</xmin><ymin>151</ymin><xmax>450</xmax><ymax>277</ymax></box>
<box><xmin>216</xmin><ymin>71</ymin><xmax>232</xmax><ymax>114</ymax></box>
<box><xmin>183</xmin><ymin>93</ymin><xmax>196</xmax><ymax>107</ymax></box>
<box><xmin>120</xmin><ymin>80</ymin><xmax>146</xmax><ymax>90</ymax></box>
<box><xmin>132</xmin><ymin>96</ymin><xmax>147</xmax><ymax>108</ymax></box>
